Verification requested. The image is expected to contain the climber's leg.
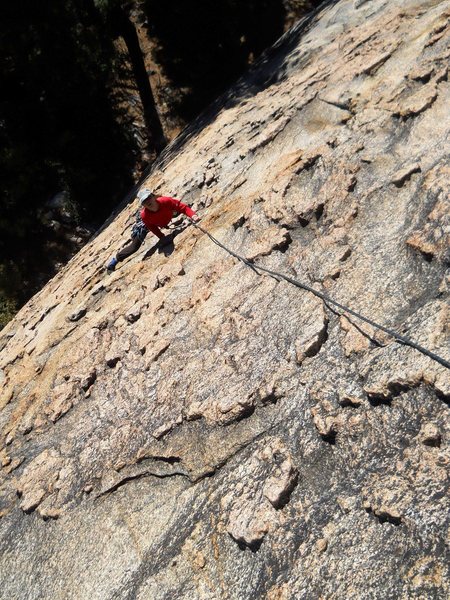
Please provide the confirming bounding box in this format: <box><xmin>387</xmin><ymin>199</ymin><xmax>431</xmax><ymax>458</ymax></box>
<box><xmin>106</xmin><ymin>237</ymin><xmax>143</xmax><ymax>272</ymax></box>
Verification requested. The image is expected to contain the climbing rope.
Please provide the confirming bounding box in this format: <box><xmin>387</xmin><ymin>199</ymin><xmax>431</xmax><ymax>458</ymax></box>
<box><xmin>188</xmin><ymin>219</ymin><xmax>450</xmax><ymax>371</ymax></box>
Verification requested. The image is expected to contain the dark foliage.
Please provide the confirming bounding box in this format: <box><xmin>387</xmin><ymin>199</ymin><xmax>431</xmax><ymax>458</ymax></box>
<box><xmin>0</xmin><ymin>0</ymin><xmax>138</xmax><ymax>323</ymax></box>
<box><xmin>143</xmin><ymin>0</ymin><xmax>287</xmax><ymax>120</ymax></box>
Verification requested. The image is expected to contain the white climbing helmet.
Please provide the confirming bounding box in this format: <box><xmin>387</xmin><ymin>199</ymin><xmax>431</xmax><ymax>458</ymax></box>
<box><xmin>137</xmin><ymin>189</ymin><xmax>154</xmax><ymax>204</ymax></box>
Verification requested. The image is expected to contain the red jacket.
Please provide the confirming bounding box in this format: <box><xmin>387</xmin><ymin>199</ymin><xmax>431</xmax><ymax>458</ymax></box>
<box><xmin>140</xmin><ymin>196</ymin><xmax>196</xmax><ymax>239</ymax></box>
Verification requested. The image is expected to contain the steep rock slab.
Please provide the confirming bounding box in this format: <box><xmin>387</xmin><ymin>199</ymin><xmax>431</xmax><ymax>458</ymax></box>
<box><xmin>1</xmin><ymin>0</ymin><xmax>450</xmax><ymax>598</ymax></box>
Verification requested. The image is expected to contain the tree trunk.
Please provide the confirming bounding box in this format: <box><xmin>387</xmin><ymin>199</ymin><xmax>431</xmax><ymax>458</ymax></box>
<box><xmin>112</xmin><ymin>6</ymin><xmax>166</xmax><ymax>155</ymax></box>
<box><xmin>104</xmin><ymin>6</ymin><xmax>167</xmax><ymax>153</ymax></box>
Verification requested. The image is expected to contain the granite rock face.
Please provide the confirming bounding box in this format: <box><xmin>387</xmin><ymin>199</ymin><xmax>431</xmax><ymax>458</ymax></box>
<box><xmin>1</xmin><ymin>0</ymin><xmax>449</xmax><ymax>598</ymax></box>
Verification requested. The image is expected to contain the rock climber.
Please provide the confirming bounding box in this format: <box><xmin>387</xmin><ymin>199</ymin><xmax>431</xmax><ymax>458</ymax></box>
<box><xmin>106</xmin><ymin>190</ymin><xmax>200</xmax><ymax>272</ymax></box>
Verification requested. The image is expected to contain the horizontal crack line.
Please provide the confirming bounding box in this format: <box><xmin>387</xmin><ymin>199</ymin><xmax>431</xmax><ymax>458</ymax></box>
<box><xmin>95</xmin><ymin>469</ymin><xmax>189</xmax><ymax>499</ymax></box>
<box><xmin>95</xmin><ymin>418</ymin><xmax>284</xmax><ymax>499</ymax></box>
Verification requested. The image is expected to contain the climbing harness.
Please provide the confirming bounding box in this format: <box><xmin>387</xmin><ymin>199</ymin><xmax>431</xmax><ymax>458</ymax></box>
<box><xmin>188</xmin><ymin>218</ymin><xmax>450</xmax><ymax>371</ymax></box>
<box><xmin>131</xmin><ymin>211</ymin><xmax>148</xmax><ymax>241</ymax></box>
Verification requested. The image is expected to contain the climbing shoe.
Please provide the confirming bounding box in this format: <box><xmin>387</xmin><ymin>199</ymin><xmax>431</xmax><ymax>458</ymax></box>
<box><xmin>106</xmin><ymin>257</ymin><xmax>118</xmax><ymax>272</ymax></box>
